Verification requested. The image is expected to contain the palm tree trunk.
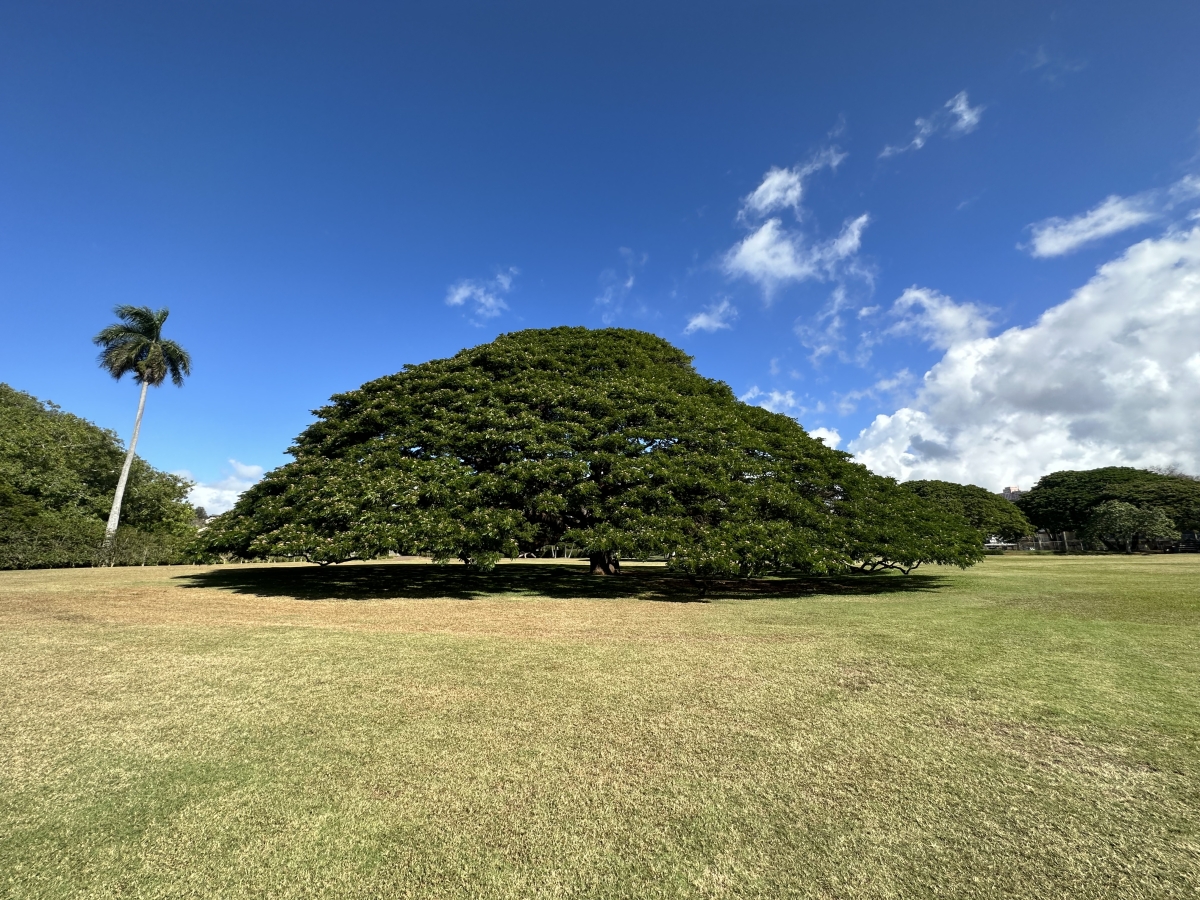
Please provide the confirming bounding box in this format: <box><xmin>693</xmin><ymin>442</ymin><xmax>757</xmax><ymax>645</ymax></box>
<box><xmin>103</xmin><ymin>379</ymin><xmax>149</xmax><ymax>552</ymax></box>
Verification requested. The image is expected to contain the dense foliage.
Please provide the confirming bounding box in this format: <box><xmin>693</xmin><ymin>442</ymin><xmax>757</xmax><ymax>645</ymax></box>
<box><xmin>0</xmin><ymin>384</ymin><xmax>197</xmax><ymax>568</ymax></box>
<box><xmin>203</xmin><ymin>328</ymin><xmax>982</xmax><ymax>576</ymax></box>
<box><xmin>1017</xmin><ymin>467</ymin><xmax>1200</xmax><ymax>534</ymax></box>
<box><xmin>904</xmin><ymin>480</ymin><xmax>1033</xmax><ymax>542</ymax></box>
<box><xmin>1081</xmin><ymin>500</ymin><xmax>1179</xmax><ymax>553</ymax></box>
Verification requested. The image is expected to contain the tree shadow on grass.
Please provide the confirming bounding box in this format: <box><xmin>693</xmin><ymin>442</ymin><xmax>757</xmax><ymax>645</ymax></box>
<box><xmin>175</xmin><ymin>562</ymin><xmax>951</xmax><ymax>603</ymax></box>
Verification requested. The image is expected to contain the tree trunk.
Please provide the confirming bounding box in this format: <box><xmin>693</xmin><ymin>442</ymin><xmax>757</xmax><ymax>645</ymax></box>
<box><xmin>103</xmin><ymin>379</ymin><xmax>149</xmax><ymax>555</ymax></box>
<box><xmin>589</xmin><ymin>551</ymin><xmax>620</xmax><ymax>575</ymax></box>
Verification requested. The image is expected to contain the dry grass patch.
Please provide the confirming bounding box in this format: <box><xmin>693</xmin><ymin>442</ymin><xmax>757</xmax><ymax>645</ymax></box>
<box><xmin>2</xmin><ymin>555</ymin><xmax>1199</xmax><ymax>898</ymax></box>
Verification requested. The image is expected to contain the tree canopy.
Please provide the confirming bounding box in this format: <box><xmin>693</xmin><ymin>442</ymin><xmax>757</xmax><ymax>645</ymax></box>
<box><xmin>0</xmin><ymin>383</ymin><xmax>196</xmax><ymax>568</ymax></box>
<box><xmin>203</xmin><ymin>328</ymin><xmax>982</xmax><ymax>576</ymax></box>
<box><xmin>1016</xmin><ymin>467</ymin><xmax>1200</xmax><ymax>534</ymax></box>
<box><xmin>1081</xmin><ymin>500</ymin><xmax>1179</xmax><ymax>553</ymax></box>
<box><xmin>94</xmin><ymin>305</ymin><xmax>192</xmax><ymax>388</ymax></box>
<box><xmin>904</xmin><ymin>480</ymin><xmax>1033</xmax><ymax>542</ymax></box>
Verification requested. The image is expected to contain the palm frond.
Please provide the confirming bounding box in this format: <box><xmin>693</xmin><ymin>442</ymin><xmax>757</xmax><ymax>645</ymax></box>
<box><xmin>159</xmin><ymin>340</ymin><xmax>193</xmax><ymax>387</ymax></box>
<box><xmin>112</xmin><ymin>305</ymin><xmax>168</xmax><ymax>339</ymax></box>
<box><xmin>93</xmin><ymin>306</ymin><xmax>188</xmax><ymax>387</ymax></box>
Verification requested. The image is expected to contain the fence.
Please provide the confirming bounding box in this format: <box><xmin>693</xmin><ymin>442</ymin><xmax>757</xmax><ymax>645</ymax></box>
<box><xmin>983</xmin><ymin>536</ymin><xmax>1087</xmax><ymax>552</ymax></box>
<box><xmin>986</xmin><ymin>533</ymin><xmax>1196</xmax><ymax>553</ymax></box>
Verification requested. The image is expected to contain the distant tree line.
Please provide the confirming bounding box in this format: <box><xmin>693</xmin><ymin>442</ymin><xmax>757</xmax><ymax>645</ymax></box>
<box><xmin>0</xmin><ymin>384</ymin><xmax>198</xmax><ymax>569</ymax></box>
<box><xmin>900</xmin><ymin>468</ymin><xmax>1198</xmax><ymax>552</ymax></box>
<box><xmin>1015</xmin><ymin>467</ymin><xmax>1199</xmax><ymax>551</ymax></box>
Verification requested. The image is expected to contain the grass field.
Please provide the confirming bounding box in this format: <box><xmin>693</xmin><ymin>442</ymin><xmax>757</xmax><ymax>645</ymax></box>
<box><xmin>2</xmin><ymin>555</ymin><xmax>1198</xmax><ymax>899</ymax></box>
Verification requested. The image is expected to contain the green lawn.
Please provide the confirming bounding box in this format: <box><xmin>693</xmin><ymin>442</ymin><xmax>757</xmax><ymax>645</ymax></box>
<box><xmin>1</xmin><ymin>555</ymin><xmax>1198</xmax><ymax>898</ymax></box>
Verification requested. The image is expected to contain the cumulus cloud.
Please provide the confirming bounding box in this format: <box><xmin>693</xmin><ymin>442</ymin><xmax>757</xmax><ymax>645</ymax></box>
<box><xmin>809</xmin><ymin>427</ymin><xmax>842</xmax><ymax>449</ymax></box>
<box><xmin>880</xmin><ymin>91</ymin><xmax>984</xmax><ymax>157</ymax></box>
<box><xmin>725</xmin><ymin>214</ymin><xmax>870</xmax><ymax>297</ymax></box>
<box><xmin>684</xmin><ymin>298</ymin><xmax>738</xmax><ymax>334</ymax></box>
<box><xmin>185</xmin><ymin>459</ymin><xmax>264</xmax><ymax>515</ymax></box>
<box><xmin>849</xmin><ymin>226</ymin><xmax>1200</xmax><ymax>490</ymax></box>
<box><xmin>446</xmin><ymin>267</ymin><xmax>519</xmax><ymax>321</ymax></box>
<box><xmin>1026</xmin><ymin>176</ymin><xmax>1200</xmax><ymax>258</ymax></box>
<box><xmin>888</xmin><ymin>287</ymin><xmax>994</xmax><ymax>349</ymax></box>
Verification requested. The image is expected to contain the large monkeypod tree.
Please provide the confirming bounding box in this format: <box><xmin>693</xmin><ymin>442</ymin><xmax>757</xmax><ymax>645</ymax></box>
<box><xmin>203</xmin><ymin>328</ymin><xmax>982</xmax><ymax>576</ymax></box>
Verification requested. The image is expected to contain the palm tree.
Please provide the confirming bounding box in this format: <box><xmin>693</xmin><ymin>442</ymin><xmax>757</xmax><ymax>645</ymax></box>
<box><xmin>93</xmin><ymin>306</ymin><xmax>191</xmax><ymax>548</ymax></box>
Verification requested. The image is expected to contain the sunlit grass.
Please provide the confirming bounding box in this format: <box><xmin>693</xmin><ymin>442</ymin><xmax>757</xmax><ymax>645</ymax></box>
<box><xmin>2</xmin><ymin>555</ymin><xmax>1198</xmax><ymax>898</ymax></box>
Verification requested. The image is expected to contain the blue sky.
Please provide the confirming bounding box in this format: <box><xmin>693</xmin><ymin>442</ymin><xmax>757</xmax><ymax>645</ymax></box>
<box><xmin>3</xmin><ymin>1</ymin><xmax>1199</xmax><ymax>510</ymax></box>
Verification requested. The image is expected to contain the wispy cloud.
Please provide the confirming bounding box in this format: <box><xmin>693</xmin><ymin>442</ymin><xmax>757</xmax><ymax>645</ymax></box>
<box><xmin>1026</xmin><ymin>196</ymin><xmax>1157</xmax><ymax>258</ymax></box>
<box><xmin>446</xmin><ymin>267</ymin><xmax>519</xmax><ymax>321</ymax></box>
<box><xmin>835</xmin><ymin>370</ymin><xmax>915</xmax><ymax>415</ymax></box>
<box><xmin>880</xmin><ymin>91</ymin><xmax>984</xmax><ymax>158</ymax></box>
<box><xmin>795</xmin><ymin>285</ymin><xmax>859</xmax><ymax>364</ymax></box>
<box><xmin>738</xmin><ymin>148</ymin><xmax>846</xmax><ymax>221</ymax></box>
<box><xmin>684</xmin><ymin>298</ymin><xmax>738</xmax><ymax>334</ymax></box>
<box><xmin>1022</xmin><ymin>45</ymin><xmax>1087</xmax><ymax>83</ymax></box>
<box><xmin>945</xmin><ymin>91</ymin><xmax>983</xmax><ymax>134</ymax></box>
<box><xmin>1025</xmin><ymin>176</ymin><xmax>1200</xmax><ymax>258</ymax></box>
<box><xmin>595</xmin><ymin>248</ymin><xmax>647</xmax><ymax>324</ymax></box>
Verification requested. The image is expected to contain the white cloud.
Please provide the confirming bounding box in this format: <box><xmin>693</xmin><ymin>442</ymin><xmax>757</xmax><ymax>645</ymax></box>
<box><xmin>185</xmin><ymin>459</ymin><xmax>264</xmax><ymax>515</ymax></box>
<box><xmin>684</xmin><ymin>298</ymin><xmax>738</xmax><ymax>334</ymax></box>
<box><xmin>1026</xmin><ymin>195</ymin><xmax>1157</xmax><ymax>258</ymax></box>
<box><xmin>742</xmin><ymin>167</ymin><xmax>805</xmax><ymax>219</ymax></box>
<box><xmin>724</xmin><ymin>214</ymin><xmax>870</xmax><ymax>297</ymax></box>
<box><xmin>1025</xmin><ymin>176</ymin><xmax>1200</xmax><ymax>258</ymax></box>
<box><xmin>888</xmin><ymin>286</ymin><xmax>994</xmax><ymax>349</ymax></box>
<box><xmin>446</xmin><ymin>267</ymin><xmax>519</xmax><ymax>321</ymax></box>
<box><xmin>945</xmin><ymin>91</ymin><xmax>984</xmax><ymax>134</ymax></box>
<box><xmin>739</xmin><ymin>148</ymin><xmax>846</xmax><ymax>220</ymax></box>
<box><xmin>880</xmin><ymin>91</ymin><xmax>984</xmax><ymax>157</ymax></box>
<box><xmin>740</xmin><ymin>386</ymin><xmax>803</xmax><ymax>414</ymax></box>
<box><xmin>849</xmin><ymin>226</ymin><xmax>1200</xmax><ymax>490</ymax></box>
<box><xmin>809</xmin><ymin>427</ymin><xmax>842</xmax><ymax>449</ymax></box>
<box><xmin>725</xmin><ymin>148</ymin><xmax>870</xmax><ymax>302</ymax></box>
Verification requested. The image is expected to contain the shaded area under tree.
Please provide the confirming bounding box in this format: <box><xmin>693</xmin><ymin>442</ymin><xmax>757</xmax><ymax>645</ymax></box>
<box><xmin>175</xmin><ymin>561</ymin><xmax>951</xmax><ymax>603</ymax></box>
